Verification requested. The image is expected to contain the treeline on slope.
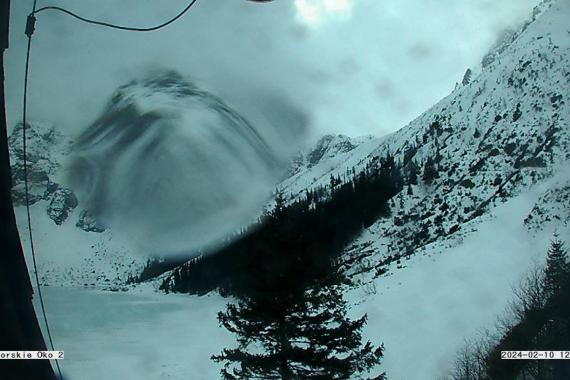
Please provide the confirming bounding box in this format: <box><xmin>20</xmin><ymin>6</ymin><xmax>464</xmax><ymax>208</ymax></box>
<box><xmin>160</xmin><ymin>153</ymin><xmax>403</xmax><ymax>297</ymax></box>
<box><xmin>448</xmin><ymin>237</ymin><xmax>570</xmax><ymax>380</ymax></box>
<box><xmin>127</xmin><ymin>256</ymin><xmax>190</xmax><ymax>284</ymax></box>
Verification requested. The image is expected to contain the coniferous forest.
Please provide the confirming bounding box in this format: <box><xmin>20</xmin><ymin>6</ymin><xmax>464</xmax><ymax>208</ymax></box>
<box><xmin>160</xmin><ymin>153</ymin><xmax>402</xmax><ymax>297</ymax></box>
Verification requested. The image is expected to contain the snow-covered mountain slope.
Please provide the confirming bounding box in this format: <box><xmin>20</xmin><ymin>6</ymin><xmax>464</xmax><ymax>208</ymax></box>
<box><xmin>10</xmin><ymin>1</ymin><xmax>566</xmax><ymax>294</ymax></box>
<box><xmin>14</xmin><ymin>2</ymin><xmax>570</xmax><ymax>380</ymax></box>
<box><xmin>9</xmin><ymin>122</ymin><xmax>145</xmax><ymax>288</ymax></box>
<box><xmin>69</xmin><ymin>71</ymin><xmax>290</xmax><ymax>255</ymax></box>
<box><xmin>279</xmin><ymin>0</ymin><xmax>570</xmax><ymax>275</ymax></box>
<box><xmin>287</xmin><ymin>134</ymin><xmax>377</xmax><ymax>179</ymax></box>
<box><xmin>9</xmin><ymin>71</ymin><xmax>301</xmax><ymax>287</ymax></box>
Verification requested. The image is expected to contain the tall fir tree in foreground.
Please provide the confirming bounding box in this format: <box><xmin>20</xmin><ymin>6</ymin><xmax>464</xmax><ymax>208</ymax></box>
<box><xmin>212</xmin><ymin>194</ymin><xmax>385</xmax><ymax>379</ymax></box>
<box><xmin>543</xmin><ymin>236</ymin><xmax>570</xmax><ymax>379</ymax></box>
<box><xmin>544</xmin><ymin>235</ymin><xmax>570</xmax><ymax>297</ymax></box>
<box><xmin>212</xmin><ymin>264</ymin><xmax>385</xmax><ymax>379</ymax></box>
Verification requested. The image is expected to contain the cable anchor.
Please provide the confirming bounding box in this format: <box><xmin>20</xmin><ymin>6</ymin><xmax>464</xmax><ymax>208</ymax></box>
<box><xmin>25</xmin><ymin>14</ymin><xmax>36</xmax><ymax>38</ymax></box>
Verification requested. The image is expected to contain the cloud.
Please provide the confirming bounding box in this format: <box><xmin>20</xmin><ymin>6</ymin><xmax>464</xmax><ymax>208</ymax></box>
<box><xmin>6</xmin><ymin>0</ymin><xmax>540</xmax><ymax>141</ymax></box>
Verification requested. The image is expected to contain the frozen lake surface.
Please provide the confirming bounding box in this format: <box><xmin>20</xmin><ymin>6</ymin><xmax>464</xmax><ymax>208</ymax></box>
<box><xmin>35</xmin><ymin>287</ymin><xmax>231</xmax><ymax>380</ymax></box>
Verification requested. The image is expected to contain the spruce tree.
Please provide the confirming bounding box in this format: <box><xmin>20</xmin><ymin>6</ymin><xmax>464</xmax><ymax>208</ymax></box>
<box><xmin>544</xmin><ymin>236</ymin><xmax>570</xmax><ymax>297</ymax></box>
<box><xmin>422</xmin><ymin>156</ymin><xmax>438</xmax><ymax>185</ymax></box>
<box><xmin>406</xmin><ymin>159</ymin><xmax>418</xmax><ymax>186</ymax></box>
<box><xmin>273</xmin><ymin>190</ymin><xmax>287</xmax><ymax>218</ymax></box>
<box><xmin>212</xmin><ymin>261</ymin><xmax>385</xmax><ymax>379</ymax></box>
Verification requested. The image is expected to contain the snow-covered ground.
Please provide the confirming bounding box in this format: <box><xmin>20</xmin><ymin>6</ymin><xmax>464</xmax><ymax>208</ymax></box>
<box><xmin>352</xmin><ymin>180</ymin><xmax>562</xmax><ymax>379</ymax></box>
<box><xmin>15</xmin><ymin>201</ymin><xmax>145</xmax><ymax>288</ymax></box>
<box><xmin>34</xmin><ymin>180</ymin><xmax>565</xmax><ymax>380</ymax></box>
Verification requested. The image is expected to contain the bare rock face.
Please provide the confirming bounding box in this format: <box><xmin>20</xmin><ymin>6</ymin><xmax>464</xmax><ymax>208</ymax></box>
<box><xmin>7</xmin><ymin>122</ymin><xmax>91</xmax><ymax>228</ymax></box>
<box><xmin>462</xmin><ymin>68</ymin><xmax>473</xmax><ymax>86</ymax></box>
<box><xmin>307</xmin><ymin>135</ymin><xmax>356</xmax><ymax>167</ymax></box>
<box><xmin>76</xmin><ymin>209</ymin><xmax>105</xmax><ymax>232</ymax></box>
<box><xmin>10</xmin><ymin>170</ymin><xmax>50</xmax><ymax>205</ymax></box>
<box><xmin>8</xmin><ymin>123</ymin><xmax>64</xmax><ymax>206</ymax></box>
<box><xmin>47</xmin><ymin>187</ymin><xmax>78</xmax><ymax>225</ymax></box>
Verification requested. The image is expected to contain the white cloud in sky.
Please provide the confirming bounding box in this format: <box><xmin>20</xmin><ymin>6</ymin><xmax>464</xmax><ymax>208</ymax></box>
<box><xmin>6</xmin><ymin>0</ymin><xmax>541</xmax><ymax>141</ymax></box>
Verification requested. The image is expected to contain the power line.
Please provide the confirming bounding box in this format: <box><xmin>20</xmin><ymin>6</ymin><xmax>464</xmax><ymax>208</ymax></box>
<box><xmin>22</xmin><ymin>1</ymin><xmax>64</xmax><ymax>378</ymax></box>
<box><xmin>33</xmin><ymin>0</ymin><xmax>199</xmax><ymax>32</ymax></box>
<box><xmin>19</xmin><ymin>1</ymin><xmax>201</xmax><ymax>379</ymax></box>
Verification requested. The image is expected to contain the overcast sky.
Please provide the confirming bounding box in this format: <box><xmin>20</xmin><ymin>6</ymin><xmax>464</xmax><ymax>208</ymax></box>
<box><xmin>6</xmin><ymin>0</ymin><xmax>540</xmax><ymax>140</ymax></box>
